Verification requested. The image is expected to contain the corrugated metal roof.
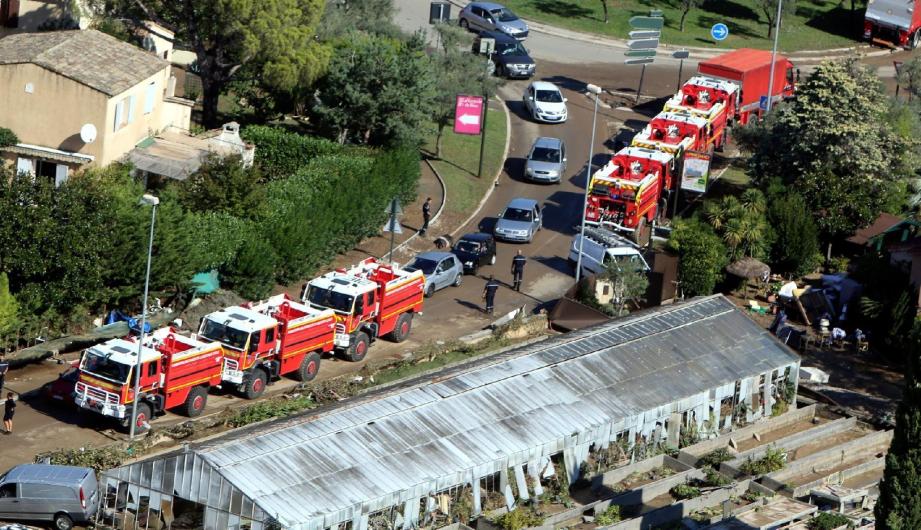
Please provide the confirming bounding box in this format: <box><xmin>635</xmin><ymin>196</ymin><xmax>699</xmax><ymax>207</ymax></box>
<box><xmin>114</xmin><ymin>295</ymin><xmax>799</xmax><ymax>528</ymax></box>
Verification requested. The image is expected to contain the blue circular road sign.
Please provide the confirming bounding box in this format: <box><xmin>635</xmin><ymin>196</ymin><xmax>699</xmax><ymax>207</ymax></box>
<box><xmin>710</xmin><ymin>23</ymin><xmax>729</xmax><ymax>41</ymax></box>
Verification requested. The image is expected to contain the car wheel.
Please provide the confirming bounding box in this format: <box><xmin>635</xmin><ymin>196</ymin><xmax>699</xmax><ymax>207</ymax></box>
<box><xmin>460</xmin><ymin>18</ymin><xmax>469</xmax><ymax>29</ymax></box>
<box><xmin>54</xmin><ymin>513</ymin><xmax>74</xmax><ymax>530</ymax></box>
<box><xmin>497</xmin><ymin>65</ymin><xmax>507</xmax><ymax>78</ymax></box>
<box><xmin>425</xmin><ymin>284</ymin><xmax>435</xmax><ymax>298</ymax></box>
<box><xmin>453</xmin><ymin>273</ymin><xmax>463</xmax><ymax>287</ymax></box>
<box><xmin>490</xmin><ymin>254</ymin><xmax>496</xmax><ymax>266</ymax></box>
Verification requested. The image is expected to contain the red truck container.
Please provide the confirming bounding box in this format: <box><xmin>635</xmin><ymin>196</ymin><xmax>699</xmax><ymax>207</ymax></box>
<box><xmin>74</xmin><ymin>328</ymin><xmax>224</xmax><ymax>432</ymax></box>
<box><xmin>864</xmin><ymin>0</ymin><xmax>921</xmax><ymax>48</ymax></box>
<box><xmin>585</xmin><ymin>146</ymin><xmax>675</xmax><ymax>244</ymax></box>
<box><xmin>697</xmin><ymin>48</ymin><xmax>797</xmax><ymax>125</ymax></box>
<box><xmin>303</xmin><ymin>258</ymin><xmax>425</xmax><ymax>362</ymax></box>
<box><xmin>631</xmin><ymin>110</ymin><xmax>725</xmax><ymax>155</ymax></box>
<box><xmin>197</xmin><ymin>294</ymin><xmax>337</xmax><ymax>398</ymax></box>
<box><xmin>664</xmin><ymin>76</ymin><xmax>738</xmax><ymax>131</ymax></box>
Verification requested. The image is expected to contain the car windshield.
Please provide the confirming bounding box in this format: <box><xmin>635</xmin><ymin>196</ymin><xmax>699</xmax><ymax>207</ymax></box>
<box><xmin>455</xmin><ymin>240</ymin><xmax>482</xmax><ymax>253</ymax></box>
<box><xmin>530</xmin><ymin>146</ymin><xmax>560</xmax><ymax>163</ymax></box>
<box><xmin>80</xmin><ymin>352</ymin><xmax>131</xmax><ymax>383</ymax></box>
<box><xmin>498</xmin><ymin>42</ymin><xmax>527</xmax><ymax>56</ymax></box>
<box><xmin>306</xmin><ymin>285</ymin><xmax>355</xmax><ymax>313</ymax></box>
<box><xmin>491</xmin><ymin>7</ymin><xmax>518</xmax><ymax>21</ymax></box>
<box><xmin>503</xmin><ymin>207</ymin><xmax>533</xmax><ymax>222</ymax></box>
<box><xmin>535</xmin><ymin>89</ymin><xmax>563</xmax><ymax>103</ymax></box>
<box><xmin>408</xmin><ymin>257</ymin><xmax>439</xmax><ymax>275</ymax></box>
<box><xmin>199</xmin><ymin>319</ymin><xmax>249</xmax><ymax>350</ymax></box>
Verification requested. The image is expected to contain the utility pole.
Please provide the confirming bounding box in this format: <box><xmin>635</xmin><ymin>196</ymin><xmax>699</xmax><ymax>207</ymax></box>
<box><xmin>765</xmin><ymin>0</ymin><xmax>783</xmax><ymax>113</ymax></box>
<box><xmin>575</xmin><ymin>84</ymin><xmax>602</xmax><ymax>284</ymax></box>
<box><xmin>477</xmin><ymin>49</ymin><xmax>493</xmax><ymax>178</ymax></box>
<box><xmin>129</xmin><ymin>193</ymin><xmax>159</xmax><ymax>440</ymax></box>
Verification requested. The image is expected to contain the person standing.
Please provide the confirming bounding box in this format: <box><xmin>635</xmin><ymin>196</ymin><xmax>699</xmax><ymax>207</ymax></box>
<box><xmin>483</xmin><ymin>276</ymin><xmax>500</xmax><ymax>314</ymax></box>
<box><xmin>420</xmin><ymin>197</ymin><xmax>432</xmax><ymax>235</ymax></box>
<box><xmin>511</xmin><ymin>250</ymin><xmax>526</xmax><ymax>292</ymax></box>
<box><xmin>3</xmin><ymin>392</ymin><xmax>15</xmax><ymax>434</ymax></box>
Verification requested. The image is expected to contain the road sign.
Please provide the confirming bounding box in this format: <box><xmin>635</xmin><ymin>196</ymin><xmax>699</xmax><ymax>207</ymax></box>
<box><xmin>479</xmin><ymin>37</ymin><xmax>495</xmax><ymax>55</ymax></box>
<box><xmin>383</xmin><ymin>216</ymin><xmax>403</xmax><ymax>234</ymax></box>
<box><xmin>710</xmin><ymin>23</ymin><xmax>729</xmax><ymax>41</ymax></box>
<box><xmin>383</xmin><ymin>198</ymin><xmax>403</xmax><ymax>215</ymax></box>
<box><xmin>625</xmin><ymin>58</ymin><xmax>655</xmax><ymax>65</ymax></box>
<box><xmin>672</xmin><ymin>49</ymin><xmax>690</xmax><ymax>59</ymax></box>
<box><xmin>629</xmin><ymin>30</ymin><xmax>660</xmax><ymax>39</ymax></box>
<box><xmin>625</xmin><ymin>50</ymin><xmax>657</xmax><ymax>58</ymax></box>
<box><xmin>454</xmin><ymin>95</ymin><xmax>484</xmax><ymax>135</ymax></box>
<box><xmin>759</xmin><ymin>95</ymin><xmax>769</xmax><ymax>111</ymax></box>
<box><xmin>629</xmin><ymin>16</ymin><xmax>664</xmax><ymax>30</ymax></box>
<box><xmin>628</xmin><ymin>38</ymin><xmax>659</xmax><ymax>50</ymax></box>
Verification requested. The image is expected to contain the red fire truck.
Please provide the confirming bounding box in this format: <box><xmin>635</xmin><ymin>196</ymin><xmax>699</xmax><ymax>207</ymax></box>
<box><xmin>74</xmin><ymin>328</ymin><xmax>224</xmax><ymax>432</ymax></box>
<box><xmin>664</xmin><ymin>76</ymin><xmax>738</xmax><ymax>131</ymax></box>
<box><xmin>696</xmin><ymin>48</ymin><xmax>797</xmax><ymax>125</ymax></box>
<box><xmin>197</xmin><ymin>294</ymin><xmax>337</xmax><ymax>398</ymax></box>
<box><xmin>303</xmin><ymin>258</ymin><xmax>425</xmax><ymax>362</ymax></box>
<box><xmin>631</xmin><ymin>110</ymin><xmax>724</xmax><ymax>155</ymax></box>
<box><xmin>864</xmin><ymin>0</ymin><xmax>921</xmax><ymax>48</ymax></box>
<box><xmin>585</xmin><ymin>146</ymin><xmax>675</xmax><ymax>244</ymax></box>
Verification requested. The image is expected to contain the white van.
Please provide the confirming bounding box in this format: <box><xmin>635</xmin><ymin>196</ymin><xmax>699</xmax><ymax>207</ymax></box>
<box><xmin>568</xmin><ymin>226</ymin><xmax>650</xmax><ymax>277</ymax></box>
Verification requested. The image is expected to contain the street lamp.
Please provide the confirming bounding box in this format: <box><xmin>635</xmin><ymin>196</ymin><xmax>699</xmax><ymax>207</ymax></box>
<box><xmin>129</xmin><ymin>193</ymin><xmax>159</xmax><ymax>440</ymax></box>
<box><xmin>575</xmin><ymin>83</ymin><xmax>602</xmax><ymax>284</ymax></box>
<box><xmin>765</xmin><ymin>0</ymin><xmax>783</xmax><ymax>113</ymax></box>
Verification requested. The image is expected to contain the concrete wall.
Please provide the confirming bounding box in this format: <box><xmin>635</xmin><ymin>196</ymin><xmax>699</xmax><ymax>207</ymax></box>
<box><xmin>595</xmin><ymin>455</ymin><xmax>692</xmax><ymax>490</ymax></box>
<box><xmin>602</xmin><ymin>481</ymin><xmax>751</xmax><ymax>530</ymax></box>
<box><xmin>793</xmin><ymin>457</ymin><xmax>885</xmax><ymax>498</ymax></box>
<box><xmin>604</xmin><ymin>467</ymin><xmax>706</xmax><ymax>509</ymax></box>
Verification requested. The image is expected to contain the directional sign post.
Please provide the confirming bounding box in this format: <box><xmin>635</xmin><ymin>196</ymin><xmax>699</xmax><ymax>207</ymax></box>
<box><xmin>626</xmin><ymin>10</ymin><xmax>664</xmax><ymax>104</ymax></box>
<box><xmin>673</xmin><ymin>49</ymin><xmax>689</xmax><ymax>89</ymax></box>
<box><xmin>710</xmin><ymin>23</ymin><xmax>729</xmax><ymax>41</ymax></box>
<box><xmin>454</xmin><ymin>95</ymin><xmax>483</xmax><ymax>135</ymax></box>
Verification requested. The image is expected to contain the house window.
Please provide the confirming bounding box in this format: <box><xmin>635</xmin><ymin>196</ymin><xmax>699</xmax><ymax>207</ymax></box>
<box><xmin>144</xmin><ymin>82</ymin><xmax>156</xmax><ymax>114</ymax></box>
<box><xmin>113</xmin><ymin>94</ymin><xmax>135</xmax><ymax>131</ymax></box>
<box><xmin>15</xmin><ymin>157</ymin><xmax>33</xmax><ymax>176</ymax></box>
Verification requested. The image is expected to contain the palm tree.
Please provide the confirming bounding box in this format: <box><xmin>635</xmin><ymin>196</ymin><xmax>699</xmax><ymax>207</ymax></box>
<box><xmin>705</xmin><ymin>196</ymin><xmax>741</xmax><ymax>232</ymax></box>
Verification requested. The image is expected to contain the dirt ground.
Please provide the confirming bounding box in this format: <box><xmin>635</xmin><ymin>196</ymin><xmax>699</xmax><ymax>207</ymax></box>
<box><xmin>734</xmin><ymin>417</ymin><xmax>827</xmax><ymax>453</ymax></box>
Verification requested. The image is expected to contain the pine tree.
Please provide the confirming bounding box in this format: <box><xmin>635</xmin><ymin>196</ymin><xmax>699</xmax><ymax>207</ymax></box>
<box><xmin>876</xmin><ymin>324</ymin><xmax>921</xmax><ymax>529</ymax></box>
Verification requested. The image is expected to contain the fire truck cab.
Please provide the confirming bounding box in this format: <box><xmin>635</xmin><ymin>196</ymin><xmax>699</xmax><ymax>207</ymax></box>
<box><xmin>664</xmin><ymin>76</ymin><xmax>738</xmax><ymax>128</ymax></box>
<box><xmin>631</xmin><ymin>111</ymin><xmax>714</xmax><ymax>155</ymax></box>
<box><xmin>303</xmin><ymin>258</ymin><xmax>424</xmax><ymax>362</ymax></box>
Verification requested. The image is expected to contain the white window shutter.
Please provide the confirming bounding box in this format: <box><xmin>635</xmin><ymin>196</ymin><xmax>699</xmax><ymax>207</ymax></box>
<box><xmin>114</xmin><ymin>100</ymin><xmax>124</xmax><ymax>131</ymax></box>
<box><xmin>144</xmin><ymin>82</ymin><xmax>156</xmax><ymax>114</ymax></box>
<box><xmin>55</xmin><ymin>164</ymin><xmax>68</xmax><ymax>187</ymax></box>
<box><xmin>127</xmin><ymin>95</ymin><xmax>136</xmax><ymax>124</ymax></box>
<box><xmin>16</xmin><ymin>157</ymin><xmax>33</xmax><ymax>175</ymax></box>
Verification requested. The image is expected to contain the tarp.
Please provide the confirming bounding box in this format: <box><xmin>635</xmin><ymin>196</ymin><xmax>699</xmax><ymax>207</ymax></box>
<box><xmin>191</xmin><ymin>270</ymin><xmax>220</xmax><ymax>295</ymax></box>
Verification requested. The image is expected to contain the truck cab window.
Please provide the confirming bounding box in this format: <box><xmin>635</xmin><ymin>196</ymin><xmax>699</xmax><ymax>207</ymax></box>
<box><xmin>355</xmin><ymin>296</ymin><xmax>364</xmax><ymax>314</ymax></box>
<box><xmin>786</xmin><ymin>67</ymin><xmax>794</xmax><ymax>84</ymax></box>
<box><xmin>249</xmin><ymin>331</ymin><xmax>261</xmax><ymax>353</ymax></box>
<box><xmin>265</xmin><ymin>328</ymin><xmax>275</xmax><ymax>343</ymax></box>
<box><xmin>146</xmin><ymin>362</ymin><xmax>157</xmax><ymax>378</ymax></box>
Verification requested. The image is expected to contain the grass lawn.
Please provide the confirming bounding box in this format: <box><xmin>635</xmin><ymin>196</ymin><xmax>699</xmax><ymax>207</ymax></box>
<box><xmin>502</xmin><ymin>0</ymin><xmax>865</xmax><ymax>51</ymax></box>
<box><xmin>423</xmin><ymin>102</ymin><xmax>508</xmax><ymax>220</ymax></box>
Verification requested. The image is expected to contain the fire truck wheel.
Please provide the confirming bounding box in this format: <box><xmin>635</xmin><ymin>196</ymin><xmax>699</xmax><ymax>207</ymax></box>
<box><xmin>295</xmin><ymin>352</ymin><xmax>322</xmax><ymax>382</ymax></box>
<box><xmin>389</xmin><ymin>313</ymin><xmax>414</xmax><ymax>343</ymax></box>
<box><xmin>345</xmin><ymin>332</ymin><xmax>370</xmax><ymax>362</ymax></box>
<box><xmin>244</xmin><ymin>369</ymin><xmax>268</xmax><ymax>400</ymax></box>
<box><xmin>182</xmin><ymin>386</ymin><xmax>208</xmax><ymax>417</ymax></box>
<box><xmin>126</xmin><ymin>402</ymin><xmax>152</xmax><ymax>433</ymax></box>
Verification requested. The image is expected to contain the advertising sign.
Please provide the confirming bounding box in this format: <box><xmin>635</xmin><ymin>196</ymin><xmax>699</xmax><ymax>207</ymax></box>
<box><xmin>681</xmin><ymin>151</ymin><xmax>712</xmax><ymax>193</ymax></box>
<box><xmin>454</xmin><ymin>95</ymin><xmax>484</xmax><ymax>135</ymax></box>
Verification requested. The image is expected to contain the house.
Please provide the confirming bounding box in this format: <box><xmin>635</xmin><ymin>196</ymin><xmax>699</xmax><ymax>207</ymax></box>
<box><xmin>0</xmin><ymin>29</ymin><xmax>192</xmax><ymax>183</ymax></box>
<box><xmin>845</xmin><ymin>212</ymin><xmax>921</xmax><ymax>252</ymax></box>
<box><xmin>0</xmin><ymin>0</ymin><xmax>89</xmax><ymax>35</ymax></box>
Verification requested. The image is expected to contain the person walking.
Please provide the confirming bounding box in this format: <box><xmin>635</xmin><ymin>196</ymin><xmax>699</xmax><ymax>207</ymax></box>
<box><xmin>420</xmin><ymin>197</ymin><xmax>432</xmax><ymax>235</ymax></box>
<box><xmin>483</xmin><ymin>276</ymin><xmax>500</xmax><ymax>314</ymax></box>
<box><xmin>3</xmin><ymin>392</ymin><xmax>15</xmax><ymax>434</ymax></box>
<box><xmin>511</xmin><ymin>250</ymin><xmax>526</xmax><ymax>292</ymax></box>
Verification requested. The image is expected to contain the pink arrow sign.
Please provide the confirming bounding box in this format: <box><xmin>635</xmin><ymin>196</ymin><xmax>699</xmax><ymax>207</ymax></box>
<box><xmin>454</xmin><ymin>95</ymin><xmax>484</xmax><ymax>135</ymax></box>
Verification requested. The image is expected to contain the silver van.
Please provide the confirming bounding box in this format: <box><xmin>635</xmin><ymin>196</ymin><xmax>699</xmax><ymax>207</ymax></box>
<box><xmin>569</xmin><ymin>226</ymin><xmax>650</xmax><ymax>277</ymax></box>
<box><xmin>0</xmin><ymin>464</ymin><xmax>99</xmax><ymax>530</ymax></box>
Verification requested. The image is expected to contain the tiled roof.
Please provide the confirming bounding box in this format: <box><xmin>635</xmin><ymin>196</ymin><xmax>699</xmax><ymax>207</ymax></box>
<box><xmin>0</xmin><ymin>29</ymin><xmax>167</xmax><ymax>97</ymax></box>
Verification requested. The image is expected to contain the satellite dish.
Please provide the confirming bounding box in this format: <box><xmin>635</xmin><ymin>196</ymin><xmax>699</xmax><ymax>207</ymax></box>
<box><xmin>80</xmin><ymin>123</ymin><xmax>97</xmax><ymax>144</ymax></box>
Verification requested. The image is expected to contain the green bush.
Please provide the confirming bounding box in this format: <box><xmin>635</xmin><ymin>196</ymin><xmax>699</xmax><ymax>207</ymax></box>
<box><xmin>225</xmin><ymin>394</ymin><xmax>315</xmax><ymax>427</ymax></box>
<box><xmin>670</xmin><ymin>482</ymin><xmax>701</xmax><ymax>500</ymax></box>
<box><xmin>808</xmin><ymin>511</ymin><xmax>854</xmax><ymax>530</ymax></box>
<box><xmin>698</xmin><ymin>448</ymin><xmax>734</xmax><ymax>469</ymax></box>
<box><xmin>35</xmin><ymin>445</ymin><xmax>126</xmax><ymax>473</ymax></box>
<box><xmin>594</xmin><ymin>505</ymin><xmax>621</xmax><ymax>526</ymax></box>
<box><xmin>492</xmin><ymin>508</ymin><xmax>544</xmax><ymax>530</ymax></box>
<box><xmin>739</xmin><ymin>447</ymin><xmax>787</xmax><ymax>476</ymax></box>
<box><xmin>0</xmin><ymin>127</ymin><xmax>18</xmax><ymax>147</ymax></box>
<box><xmin>667</xmin><ymin>218</ymin><xmax>729</xmax><ymax>297</ymax></box>
<box><xmin>242</xmin><ymin>125</ymin><xmax>343</xmax><ymax>180</ymax></box>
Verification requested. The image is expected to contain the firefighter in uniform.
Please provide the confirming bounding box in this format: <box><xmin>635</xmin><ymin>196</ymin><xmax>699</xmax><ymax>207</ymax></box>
<box><xmin>511</xmin><ymin>250</ymin><xmax>526</xmax><ymax>292</ymax></box>
<box><xmin>483</xmin><ymin>276</ymin><xmax>500</xmax><ymax>314</ymax></box>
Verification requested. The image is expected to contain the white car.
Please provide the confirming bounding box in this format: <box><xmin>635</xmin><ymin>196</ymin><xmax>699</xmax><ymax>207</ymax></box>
<box><xmin>523</xmin><ymin>81</ymin><xmax>568</xmax><ymax>123</ymax></box>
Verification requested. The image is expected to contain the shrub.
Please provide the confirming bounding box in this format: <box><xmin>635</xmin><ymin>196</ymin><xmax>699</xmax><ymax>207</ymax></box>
<box><xmin>594</xmin><ymin>505</ymin><xmax>621</xmax><ymax>526</ymax></box>
<box><xmin>670</xmin><ymin>482</ymin><xmax>701</xmax><ymax>500</ymax></box>
<box><xmin>35</xmin><ymin>445</ymin><xmax>126</xmax><ymax>473</ymax></box>
<box><xmin>492</xmin><ymin>508</ymin><xmax>544</xmax><ymax>530</ymax></box>
<box><xmin>0</xmin><ymin>127</ymin><xmax>18</xmax><ymax>147</ymax></box>
<box><xmin>667</xmin><ymin>218</ymin><xmax>729</xmax><ymax>297</ymax></box>
<box><xmin>739</xmin><ymin>447</ymin><xmax>787</xmax><ymax>476</ymax></box>
<box><xmin>808</xmin><ymin>511</ymin><xmax>854</xmax><ymax>530</ymax></box>
<box><xmin>241</xmin><ymin>125</ymin><xmax>343</xmax><ymax>180</ymax></box>
<box><xmin>702</xmin><ymin>467</ymin><xmax>730</xmax><ymax>487</ymax></box>
<box><xmin>699</xmin><ymin>448</ymin><xmax>734</xmax><ymax>469</ymax></box>
<box><xmin>224</xmin><ymin>395</ymin><xmax>315</xmax><ymax>427</ymax></box>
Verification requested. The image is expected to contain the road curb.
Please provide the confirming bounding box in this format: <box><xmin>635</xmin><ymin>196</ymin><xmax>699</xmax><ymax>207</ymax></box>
<box><xmin>383</xmin><ymin>152</ymin><xmax>449</xmax><ymax>261</ymax></box>
<box><xmin>449</xmin><ymin>94</ymin><xmax>512</xmax><ymax>238</ymax></box>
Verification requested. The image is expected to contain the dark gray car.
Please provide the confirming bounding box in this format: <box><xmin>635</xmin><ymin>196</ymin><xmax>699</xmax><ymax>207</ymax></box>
<box><xmin>524</xmin><ymin>137</ymin><xmax>566</xmax><ymax>183</ymax></box>
<box><xmin>404</xmin><ymin>252</ymin><xmax>464</xmax><ymax>297</ymax></box>
<box><xmin>0</xmin><ymin>464</ymin><xmax>99</xmax><ymax>530</ymax></box>
<box><xmin>459</xmin><ymin>2</ymin><xmax>529</xmax><ymax>40</ymax></box>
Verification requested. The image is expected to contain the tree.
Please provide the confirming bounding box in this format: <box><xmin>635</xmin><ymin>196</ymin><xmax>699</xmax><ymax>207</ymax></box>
<box><xmin>312</xmin><ymin>32</ymin><xmax>436</xmax><ymax>147</ymax></box>
<box><xmin>897</xmin><ymin>55</ymin><xmax>921</xmax><ymax>102</ymax></box>
<box><xmin>702</xmin><ymin>190</ymin><xmax>771</xmax><ymax>261</ymax></box>
<box><xmin>678</xmin><ymin>0</ymin><xmax>702</xmax><ymax>32</ymax></box>
<box><xmin>0</xmin><ymin>273</ymin><xmax>19</xmax><ymax>337</ymax></box>
<box><xmin>599</xmin><ymin>0</ymin><xmax>610</xmax><ymax>23</ymax></box>
<box><xmin>667</xmin><ymin>218</ymin><xmax>729</xmax><ymax>297</ymax></box>
<box><xmin>0</xmin><ymin>127</ymin><xmax>18</xmax><ymax>148</ymax></box>
<box><xmin>767</xmin><ymin>192</ymin><xmax>820</xmax><ymax>276</ymax></box>
<box><xmin>599</xmin><ymin>261</ymin><xmax>648</xmax><ymax>316</ymax></box>
<box><xmin>876</xmin><ymin>324</ymin><xmax>921</xmax><ymax>529</ymax></box>
<box><xmin>755</xmin><ymin>0</ymin><xmax>796</xmax><ymax>39</ymax></box>
<box><xmin>107</xmin><ymin>0</ymin><xmax>330</xmax><ymax>127</ymax></box>
<box><xmin>178</xmin><ymin>154</ymin><xmax>265</xmax><ymax>216</ymax></box>
<box><xmin>319</xmin><ymin>0</ymin><xmax>402</xmax><ymax>40</ymax></box>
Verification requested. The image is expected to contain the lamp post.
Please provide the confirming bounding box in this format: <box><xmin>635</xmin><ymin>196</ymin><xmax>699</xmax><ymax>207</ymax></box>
<box><xmin>765</xmin><ymin>0</ymin><xmax>783</xmax><ymax>113</ymax></box>
<box><xmin>129</xmin><ymin>193</ymin><xmax>159</xmax><ymax>440</ymax></box>
<box><xmin>575</xmin><ymin>84</ymin><xmax>602</xmax><ymax>283</ymax></box>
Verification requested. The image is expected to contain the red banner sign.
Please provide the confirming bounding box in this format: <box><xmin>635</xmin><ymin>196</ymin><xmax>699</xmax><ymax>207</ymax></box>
<box><xmin>454</xmin><ymin>95</ymin><xmax>484</xmax><ymax>135</ymax></box>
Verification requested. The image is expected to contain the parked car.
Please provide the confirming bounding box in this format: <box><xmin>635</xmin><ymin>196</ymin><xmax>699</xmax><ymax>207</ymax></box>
<box><xmin>452</xmin><ymin>233</ymin><xmax>497</xmax><ymax>275</ymax></box>
<box><xmin>523</xmin><ymin>81</ymin><xmax>568</xmax><ymax>123</ymax></box>
<box><xmin>0</xmin><ymin>464</ymin><xmax>99</xmax><ymax>530</ymax></box>
<box><xmin>41</xmin><ymin>361</ymin><xmax>79</xmax><ymax>405</ymax></box>
<box><xmin>459</xmin><ymin>2</ymin><xmax>529</xmax><ymax>39</ymax></box>
<box><xmin>525</xmin><ymin>137</ymin><xmax>567</xmax><ymax>183</ymax></box>
<box><xmin>568</xmin><ymin>226</ymin><xmax>650</xmax><ymax>277</ymax></box>
<box><xmin>472</xmin><ymin>31</ymin><xmax>535</xmax><ymax>79</ymax></box>
<box><xmin>404</xmin><ymin>252</ymin><xmax>464</xmax><ymax>297</ymax></box>
<box><xmin>494</xmin><ymin>198</ymin><xmax>542</xmax><ymax>243</ymax></box>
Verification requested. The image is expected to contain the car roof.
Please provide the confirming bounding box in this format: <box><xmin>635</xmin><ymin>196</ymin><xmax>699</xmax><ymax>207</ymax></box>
<box><xmin>479</xmin><ymin>29</ymin><xmax>517</xmax><ymax>43</ymax></box>
<box><xmin>4</xmin><ymin>464</ymin><xmax>91</xmax><ymax>486</ymax></box>
<box><xmin>415</xmin><ymin>251</ymin><xmax>455</xmax><ymax>261</ymax></box>
<box><xmin>471</xmin><ymin>2</ymin><xmax>506</xmax><ymax>11</ymax></box>
<box><xmin>530</xmin><ymin>81</ymin><xmax>560</xmax><ymax>92</ymax></box>
<box><xmin>531</xmin><ymin>136</ymin><xmax>562</xmax><ymax>149</ymax></box>
<box><xmin>459</xmin><ymin>232</ymin><xmax>493</xmax><ymax>242</ymax></box>
<box><xmin>506</xmin><ymin>197</ymin><xmax>539</xmax><ymax>209</ymax></box>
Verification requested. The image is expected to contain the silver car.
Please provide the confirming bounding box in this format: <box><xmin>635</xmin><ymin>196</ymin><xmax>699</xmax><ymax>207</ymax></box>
<box><xmin>0</xmin><ymin>464</ymin><xmax>100</xmax><ymax>530</ymax></box>
<box><xmin>404</xmin><ymin>252</ymin><xmax>463</xmax><ymax>297</ymax></box>
<box><xmin>525</xmin><ymin>137</ymin><xmax>566</xmax><ymax>183</ymax></box>
<box><xmin>494</xmin><ymin>198</ymin><xmax>542</xmax><ymax>243</ymax></box>
<box><xmin>459</xmin><ymin>2</ymin><xmax>529</xmax><ymax>40</ymax></box>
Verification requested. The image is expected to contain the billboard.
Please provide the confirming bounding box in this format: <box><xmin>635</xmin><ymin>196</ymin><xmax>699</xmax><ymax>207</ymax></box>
<box><xmin>680</xmin><ymin>151</ymin><xmax>712</xmax><ymax>193</ymax></box>
<box><xmin>454</xmin><ymin>95</ymin><xmax>484</xmax><ymax>135</ymax></box>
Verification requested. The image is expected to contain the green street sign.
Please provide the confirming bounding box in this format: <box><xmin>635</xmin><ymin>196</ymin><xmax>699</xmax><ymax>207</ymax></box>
<box><xmin>629</xmin><ymin>15</ymin><xmax>664</xmax><ymax>30</ymax></box>
<box><xmin>625</xmin><ymin>50</ymin><xmax>657</xmax><ymax>58</ymax></box>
